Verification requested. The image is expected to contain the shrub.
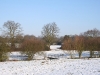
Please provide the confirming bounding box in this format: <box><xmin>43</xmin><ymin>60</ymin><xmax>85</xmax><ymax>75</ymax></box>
<box><xmin>0</xmin><ymin>42</ymin><xmax>10</xmax><ymax>62</ymax></box>
<box><xmin>21</xmin><ymin>38</ymin><xmax>45</xmax><ymax>60</ymax></box>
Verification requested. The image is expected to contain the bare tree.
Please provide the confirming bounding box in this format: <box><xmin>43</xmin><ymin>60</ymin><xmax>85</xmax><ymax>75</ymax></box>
<box><xmin>74</xmin><ymin>35</ymin><xmax>85</xmax><ymax>58</ymax></box>
<box><xmin>15</xmin><ymin>34</ymin><xmax>23</xmax><ymax>43</ymax></box>
<box><xmin>41</xmin><ymin>22</ymin><xmax>59</xmax><ymax>48</ymax></box>
<box><xmin>84</xmin><ymin>28</ymin><xmax>100</xmax><ymax>37</ymax></box>
<box><xmin>62</xmin><ymin>37</ymin><xmax>74</xmax><ymax>58</ymax></box>
<box><xmin>23</xmin><ymin>35</ymin><xmax>36</xmax><ymax>40</ymax></box>
<box><xmin>83</xmin><ymin>28</ymin><xmax>100</xmax><ymax>57</ymax></box>
<box><xmin>2</xmin><ymin>20</ymin><xmax>22</xmax><ymax>50</ymax></box>
<box><xmin>97</xmin><ymin>37</ymin><xmax>100</xmax><ymax>57</ymax></box>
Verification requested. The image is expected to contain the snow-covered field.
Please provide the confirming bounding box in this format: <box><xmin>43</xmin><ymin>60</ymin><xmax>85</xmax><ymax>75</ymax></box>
<box><xmin>1</xmin><ymin>45</ymin><xmax>100</xmax><ymax>75</ymax></box>
<box><xmin>0</xmin><ymin>58</ymin><xmax>100</xmax><ymax>75</ymax></box>
<box><xmin>50</xmin><ymin>45</ymin><xmax>61</xmax><ymax>50</ymax></box>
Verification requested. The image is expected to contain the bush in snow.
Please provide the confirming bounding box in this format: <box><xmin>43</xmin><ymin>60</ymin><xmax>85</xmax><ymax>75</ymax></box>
<box><xmin>21</xmin><ymin>37</ymin><xmax>45</xmax><ymax>60</ymax></box>
<box><xmin>62</xmin><ymin>35</ymin><xmax>75</xmax><ymax>58</ymax></box>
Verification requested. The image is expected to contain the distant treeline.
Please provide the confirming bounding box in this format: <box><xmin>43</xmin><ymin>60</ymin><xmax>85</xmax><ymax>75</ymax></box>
<box><xmin>62</xmin><ymin>28</ymin><xmax>100</xmax><ymax>58</ymax></box>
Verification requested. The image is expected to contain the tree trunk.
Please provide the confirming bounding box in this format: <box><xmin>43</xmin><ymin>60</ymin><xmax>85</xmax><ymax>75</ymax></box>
<box><xmin>79</xmin><ymin>51</ymin><xmax>82</xmax><ymax>59</ymax></box>
<box><xmin>98</xmin><ymin>51</ymin><xmax>100</xmax><ymax>57</ymax></box>
<box><xmin>90</xmin><ymin>50</ymin><xmax>93</xmax><ymax>58</ymax></box>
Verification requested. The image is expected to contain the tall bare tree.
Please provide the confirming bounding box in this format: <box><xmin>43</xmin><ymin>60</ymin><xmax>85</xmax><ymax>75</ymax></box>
<box><xmin>74</xmin><ymin>35</ymin><xmax>85</xmax><ymax>58</ymax></box>
<box><xmin>2</xmin><ymin>20</ymin><xmax>22</xmax><ymax>50</ymax></box>
<box><xmin>41</xmin><ymin>22</ymin><xmax>59</xmax><ymax>48</ymax></box>
<box><xmin>62</xmin><ymin>37</ymin><xmax>74</xmax><ymax>58</ymax></box>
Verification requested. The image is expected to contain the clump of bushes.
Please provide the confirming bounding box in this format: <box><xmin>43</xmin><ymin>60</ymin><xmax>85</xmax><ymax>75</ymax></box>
<box><xmin>21</xmin><ymin>38</ymin><xmax>45</xmax><ymax>60</ymax></box>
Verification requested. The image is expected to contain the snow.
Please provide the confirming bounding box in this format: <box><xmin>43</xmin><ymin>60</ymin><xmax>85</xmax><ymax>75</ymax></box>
<box><xmin>8</xmin><ymin>52</ymin><xmax>27</xmax><ymax>61</ymax></box>
<box><xmin>50</xmin><ymin>45</ymin><xmax>61</xmax><ymax>50</ymax></box>
<box><xmin>0</xmin><ymin>58</ymin><xmax>100</xmax><ymax>75</ymax></box>
<box><xmin>0</xmin><ymin>45</ymin><xmax>100</xmax><ymax>75</ymax></box>
<box><xmin>8</xmin><ymin>50</ymin><xmax>99</xmax><ymax>60</ymax></box>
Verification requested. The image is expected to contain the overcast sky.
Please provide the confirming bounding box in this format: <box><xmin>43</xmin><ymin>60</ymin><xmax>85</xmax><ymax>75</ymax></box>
<box><xmin>0</xmin><ymin>0</ymin><xmax>100</xmax><ymax>36</ymax></box>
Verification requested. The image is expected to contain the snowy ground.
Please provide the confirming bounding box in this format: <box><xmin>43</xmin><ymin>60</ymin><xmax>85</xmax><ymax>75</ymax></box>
<box><xmin>1</xmin><ymin>45</ymin><xmax>100</xmax><ymax>75</ymax></box>
<box><xmin>0</xmin><ymin>58</ymin><xmax>100</xmax><ymax>75</ymax></box>
<box><xmin>50</xmin><ymin>45</ymin><xmax>61</xmax><ymax>50</ymax></box>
